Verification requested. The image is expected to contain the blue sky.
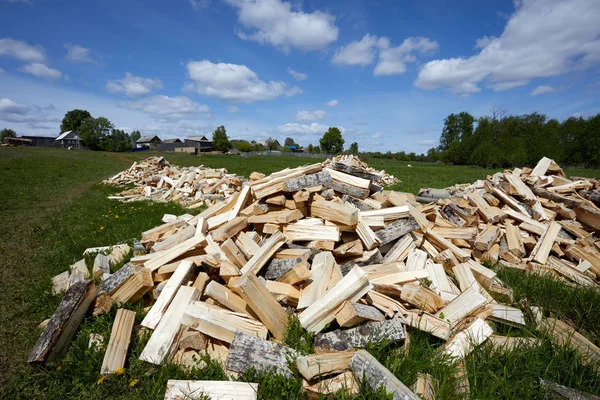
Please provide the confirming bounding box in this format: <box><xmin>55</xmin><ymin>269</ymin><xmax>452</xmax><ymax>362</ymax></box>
<box><xmin>1</xmin><ymin>0</ymin><xmax>599</xmax><ymax>152</ymax></box>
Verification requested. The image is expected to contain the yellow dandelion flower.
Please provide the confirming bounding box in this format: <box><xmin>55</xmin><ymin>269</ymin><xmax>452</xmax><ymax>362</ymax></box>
<box><xmin>97</xmin><ymin>376</ymin><xmax>108</xmax><ymax>385</ymax></box>
<box><xmin>115</xmin><ymin>215</ymin><xmax>119</xmax><ymax>219</ymax></box>
<box><xmin>100</xmin><ymin>226</ymin><xmax>104</xmax><ymax>230</ymax></box>
<box><xmin>114</xmin><ymin>367</ymin><xmax>125</xmax><ymax>375</ymax></box>
<box><xmin>129</xmin><ymin>379</ymin><xmax>140</xmax><ymax>387</ymax></box>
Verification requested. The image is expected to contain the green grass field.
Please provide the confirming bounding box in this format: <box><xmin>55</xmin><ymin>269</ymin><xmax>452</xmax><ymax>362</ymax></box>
<box><xmin>1</xmin><ymin>147</ymin><xmax>600</xmax><ymax>399</ymax></box>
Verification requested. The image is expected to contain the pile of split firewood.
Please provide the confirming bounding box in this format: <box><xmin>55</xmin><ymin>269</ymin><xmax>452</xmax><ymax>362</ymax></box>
<box><xmin>324</xmin><ymin>154</ymin><xmax>399</xmax><ymax>186</ymax></box>
<box><xmin>103</xmin><ymin>156</ymin><xmax>243</xmax><ymax>208</ymax></box>
<box><xmin>32</xmin><ymin>156</ymin><xmax>600</xmax><ymax>399</ymax></box>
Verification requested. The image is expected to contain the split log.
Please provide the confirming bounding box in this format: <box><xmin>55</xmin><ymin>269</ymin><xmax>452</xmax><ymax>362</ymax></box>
<box><xmin>110</xmin><ymin>269</ymin><xmax>153</xmax><ymax>305</ymax></box>
<box><xmin>376</xmin><ymin>217</ymin><xmax>419</xmax><ymax>245</ymax></box>
<box><xmin>226</xmin><ymin>331</ymin><xmax>296</xmax><ymax>378</ymax></box>
<box><xmin>182</xmin><ymin>301</ymin><xmax>267</xmax><ymax>343</ymax></box>
<box><xmin>311</xmin><ymin>200</ymin><xmax>358</xmax><ymax>225</ymax></box>
<box><xmin>264</xmin><ymin>257</ymin><xmax>307</xmax><ymax>281</ymax></box>
<box><xmin>299</xmin><ymin>265</ymin><xmax>373</xmax><ymax>333</ymax></box>
<box><xmin>239</xmin><ymin>231</ymin><xmax>286</xmax><ymax>275</ymax></box>
<box><xmin>314</xmin><ymin>319</ymin><xmax>405</xmax><ymax>351</ymax></box>
<box><xmin>139</xmin><ymin>286</ymin><xmax>200</xmax><ymax>365</ymax></box>
<box><xmin>141</xmin><ymin>260</ymin><xmax>194</xmax><ymax>329</ymax></box>
<box><xmin>284</xmin><ymin>171</ymin><xmax>332</xmax><ymax>192</ymax></box>
<box><xmin>443</xmin><ymin>318</ymin><xmax>493</xmax><ymax>361</ymax></box>
<box><xmin>296</xmin><ymin>350</ymin><xmax>356</xmax><ymax>380</ymax></box>
<box><xmin>164</xmin><ymin>380</ymin><xmax>258</xmax><ymax>400</ymax></box>
<box><xmin>229</xmin><ymin>272</ymin><xmax>288</xmax><ymax>340</ymax></box>
<box><xmin>350</xmin><ymin>349</ymin><xmax>419</xmax><ymax>400</ymax></box>
<box><xmin>28</xmin><ymin>280</ymin><xmax>96</xmax><ymax>363</ymax></box>
<box><xmin>336</xmin><ymin>302</ymin><xmax>385</xmax><ymax>328</ymax></box>
<box><xmin>98</xmin><ymin>263</ymin><xmax>141</xmax><ymax>295</ymax></box>
<box><xmin>101</xmin><ymin>308</ymin><xmax>136</xmax><ymax>374</ymax></box>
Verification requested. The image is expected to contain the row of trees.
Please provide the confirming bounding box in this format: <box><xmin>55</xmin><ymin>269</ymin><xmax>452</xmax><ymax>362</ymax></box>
<box><xmin>61</xmin><ymin>109</ymin><xmax>141</xmax><ymax>152</ymax></box>
<box><xmin>436</xmin><ymin>110</ymin><xmax>600</xmax><ymax>168</ymax></box>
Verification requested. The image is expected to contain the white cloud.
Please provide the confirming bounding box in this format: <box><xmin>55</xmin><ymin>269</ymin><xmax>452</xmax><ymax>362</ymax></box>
<box><xmin>419</xmin><ymin>139</ymin><xmax>438</xmax><ymax>146</ymax></box>
<box><xmin>296</xmin><ymin>110</ymin><xmax>326</xmax><ymax>121</ymax></box>
<box><xmin>125</xmin><ymin>95</ymin><xmax>211</xmax><ymax>120</ymax></box>
<box><xmin>332</xmin><ymin>34</ymin><xmax>438</xmax><ymax>75</ymax></box>
<box><xmin>287</xmin><ymin>67</ymin><xmax>307</xmax><ymax>81</ymax></box>
<box><xmin>374</xmin><ymin>37</ymin><xmax>438</xmax><ymax>76</ymax></box>
<box><xmin>228</xmin><ymin>105</ymin><xmax>241</xmax><ymax>113</ymax></box>
<box><xmin>0</xmin><ymin>67</ymin><xmax>5</xmax><ymax>73</ymax></box>
<box><xmin>371</xmin><ymin>132</ymin><xmax>384</xmax><ymax>139</ymax></box>
<box><xmin>189</xmin><ymin>0</ymin><xmax>210</xmax><ymax>10</ymax></box>
<box><xmin>530</xmin><ymin>85</ymin><xmax>555</xmax><ymax>96</ymax></box>
<box><xmin>332</xmin><ymin>34</ymin><xmax>382</xmax><ymax>67</ymax></box>
<box><xmin>0</xmin><ymin>38</ymin><xmax>45</xmax><ymax>62</ymax></box>
<box><xmin>19</xmin><ymin>63</ymin><xmax>62</xmax><ymax>80</ymax></box>
<box><xmin>64</xmin><ymin>43</ymin><xmax>95</xmax><ymax>63</ymax></box>
<box><xmin>224</xmin><ymin>0</ymin><xmax>339</xmax><ymax>52</ymax></box>
<box><xmin>106</xmin><ymin>72</ymin><xmax>163</xmax><ymax>98</ymax></box>
<box><xmin>416</xmin><ymin>0</ymin><xmax>600</xmax><ymax>94</ymax></box>
<box><xmin>0</xmin><ymin>97</ymin><xmax>60</xmax><ymax>127</ymax></box>
<box><xmin>278</xmin><ymin>122</ymin><xmax>331</xmax><ymax>135</ymax></box>
<box><xmin>326</xmin><ymin>99</ymin><xmax>338</xmax><ymax>107</ymax></box>
<box><xmin>185</xmin><ymin>60</ymin><xmax>301</xmax><ymax>103</ymax></box>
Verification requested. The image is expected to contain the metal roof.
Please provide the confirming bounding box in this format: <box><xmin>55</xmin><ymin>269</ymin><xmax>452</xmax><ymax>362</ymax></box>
<box><xmin>55</xmin><ymin>130</ymin><xmax>82</xmax><ymax>141</ymax></box>
<box><xmin>137</xmin><ymin>135</ymin><xmax>161</xmax><ymax>143</ymax></box>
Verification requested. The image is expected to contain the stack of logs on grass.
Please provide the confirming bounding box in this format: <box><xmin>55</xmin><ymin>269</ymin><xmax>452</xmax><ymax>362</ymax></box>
<box><xmin>33</xmin><ymin>156</ymin><xmax>600</xmax><ymax>399</ymax></box>
<box><xmin>103</xmin><ymin>156</ymin><xmax>243</xmax><ymax>208</ymax></box>
<box><xmin>323</xmin><ymin>154</ymin><xmax>399</xmax><ymax>186</ymax></box>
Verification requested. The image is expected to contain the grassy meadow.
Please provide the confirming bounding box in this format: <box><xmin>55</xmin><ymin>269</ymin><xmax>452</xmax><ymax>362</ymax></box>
<box><xmin>1</xmin><ymin>146</ymin><xmax>600</xmax><ymax>399</ymax></box>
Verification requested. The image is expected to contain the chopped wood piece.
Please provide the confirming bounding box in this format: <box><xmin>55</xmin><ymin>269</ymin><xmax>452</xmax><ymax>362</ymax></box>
<box><xmin>284</xmin><ymin>223</ymin><xmax>340</xmax><ymax>243</ymax></box>
<box><xmin>435</xmin><ymin>286</ymin><xmax>487</xmax><ymax>327</ymax></box>
<box><xmin>443</xmin><ymin>318</ymin><xmax>493</xmax><ymax>361</ymax></box>
<box><xmin>51</xmin><ymin>271</ymin><xmax>70</xmax><ymax>295</ymax></box>
<box><xmin>296</xmin><ymin>350</ymin><xmax>356</xmax><ymax>380</ymax></box>
<box><xmin>239</xmin><ymin>231</ymin><xmax>286</xmax><ymax>275</ymax></box>
<box><xmin>299</xmin><ymin>265</ymin><xmax>373</xmax><ymax>333</ymax></box>
<box><xmin>311</xmin><ymin>200</ymin><xmax>358</xmax><ymax>225</ymax></box>
<box><xmin>412</xmin><ymin>373</ymin><xmax>436</xmax><ymax>400</ymax></box>
<box><xmin>143</xmin><ymin>235</ymin><xmax>205</xmax><ymax>272</ymax></box>
<box><xmin>93</xmin><ymin>292</ymin><xmax>114</xmax><ymax>316</ymax></box>
<box><xmin>538</xmin><ymin>379</ymin><xmax>600</xmax><ymax>400</ymax></box>
<box><xmin>400</xmin><ymin>282</ymin><xmax>445</xmax><ymax>313</ymax></box>
<box><xmin>350</xmin><ymin>349</ymin><xmax>419</xmax><ymax>400</ymax></box>
<box><xmin>304</xmin><ymin>371</ymin><xmax>359</xmax><ymax>397</ymax></box>
<box><xmin>204</xmin><ymin>281</ymin><xmax>252</xmax><ymax>315</ymax></box>
<box><xmin>530</xmin><ymin>221</ymin><xmax>561</xmax><ymax>264</ymax></box>
<box><xmin>399</xmin><ymin>311</ymin><xmax>451</xmax><ymax>341</ymax></box>
<box><xmin>336</xmin><ymin>302</ymin><xmax>385</xmax><ymax>328</ymax></box>
<box><xmin>315</xmin><ymin>319</ymin><xmax>405</xmax><ymax>351</ymax></box>
<box><xmin>356</xmin><ymin>215</ymin><xmax>381</xmax><ymax>250</ymax></box>
<box><xmin>28</xmin><ymin>280</ymin><xmax>96</xmax><ymax>363</ymax></box>
<box><xmin>142</xmin><ymin>260</ymin><xmax>194</xmax><ymax>329</ymax></box>
<box><xmin>226</xmin><ymin>331</ymin><xmax>296</xmax><ymax>378</ymax></box>
<box><xmin>98</xmin><ymin>263</ymin><xmax>141</xmax><ymax>295</ymax></box>
<box><xmin>474</xmin><ymin>226</ymin><xmax>501</xmax><ymax>252</ymax></box>
<box><xmin>101</xmin><ymin>308</ymin><xmax>136</xmax><ymax>374</ymax></box>
<box><xmin>164</xmin><ymin>380</ymin><xmax>258</xmax><ymax>400</ymax></box>
<box><xmin>488</xmin><ymin>334</ymin><xmax>540</xmax><ymax>351</ymax></box>
<box><xmin>376</xmin><ymin>217</ymin><xmax>419</xmax><ymax>245</ymax></box>
<box><xmin>179</xmin><ymin>330</ymin><xmax>209</xmax><ymax>351</ymax></box>
<box><xmin>182</xmin><ymin>301</ymin><xmax>267</xmax><ymax>343</ymax></box>
<box><xmin>230</xmin><ymin>272</ymin><xmax>288</xmax><ymax>340</ymax></box>
<box><xmin>298</xmin><ymin>252</ymin><xmax>336</xmax><ymax>309</ymax></box>
<box><xmin>264</xmin><ymin>257</ymin><xmax>307</xmax><ymax>281</ymax></box>
<box><xmin>110</xmin><ymin>269</ymin><xmax>153</xmax><ymax>305</ymax></box>
<box><xmin>248</xmin><ymin>209</ymin><xmax>303</xmax><ymax>224</ymax></box>
<box><xmin>211</xmin><ymin>216</ymin><xmax>248</xmax><ymax>242</ymax></box>
<box><xmin>139</xmin><ymin>286</ymin><xmax>199</xmax><ymax>365</ymax></box>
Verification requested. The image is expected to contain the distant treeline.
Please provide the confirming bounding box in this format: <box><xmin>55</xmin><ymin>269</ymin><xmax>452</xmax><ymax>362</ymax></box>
<box><xmin>435</xmin><ymin>111</ymin><xmax>600</xmax><ymax>168</ymax></box>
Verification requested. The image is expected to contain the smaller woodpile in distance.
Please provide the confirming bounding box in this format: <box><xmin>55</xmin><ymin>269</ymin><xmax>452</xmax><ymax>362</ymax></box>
<box><xmin>33</xmin><ymin>156</ymin><xmax>600</xmax><ymax>399</ymax></box>
<box><xmin>103</xmin><ymin>156</ymin><xmax>243</xmax><ymax>208</ymax></box>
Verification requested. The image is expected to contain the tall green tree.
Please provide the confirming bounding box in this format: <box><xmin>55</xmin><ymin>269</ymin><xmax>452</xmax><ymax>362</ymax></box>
<box><xmin>319</xmin><ymin>127</ymin><xmax>345</xmax><ymax>154</ymax></box>
<box><xmin>1</xmin><ymin>128</ymin><xmax>16</xmax><ymax>141</ymax></box>
<box><xmin>265</xmin><ymin>138</ymin><xmax>279</xmax><ymax>151</ymax></box>
<box><xmin>129</xmin><ymin>130</ymin><xmax>141</xmax><ymax>146</ymax></box>
<box><xmin>348</xmin><ymin>142</ymin><xmax>359</xmax><ymax>155</ymax></box>
<box><xmin>60</xmin><ymin>109</ymin><xmax>92</xmax><ymax>133</ymax></box>
<box><xmin>79</xmin><ymin>117</ymin><xmax>114</xmax><ymax>150</ymax></box>
<box><xmin>284</xmin><ymin>137</ymin><xmax>297</xmax><ymax>147</ymax></box>
<box><xmin>212</xmin><ymin>125</ymin><xmax>232</xmax><ymax>152</ymax></box>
